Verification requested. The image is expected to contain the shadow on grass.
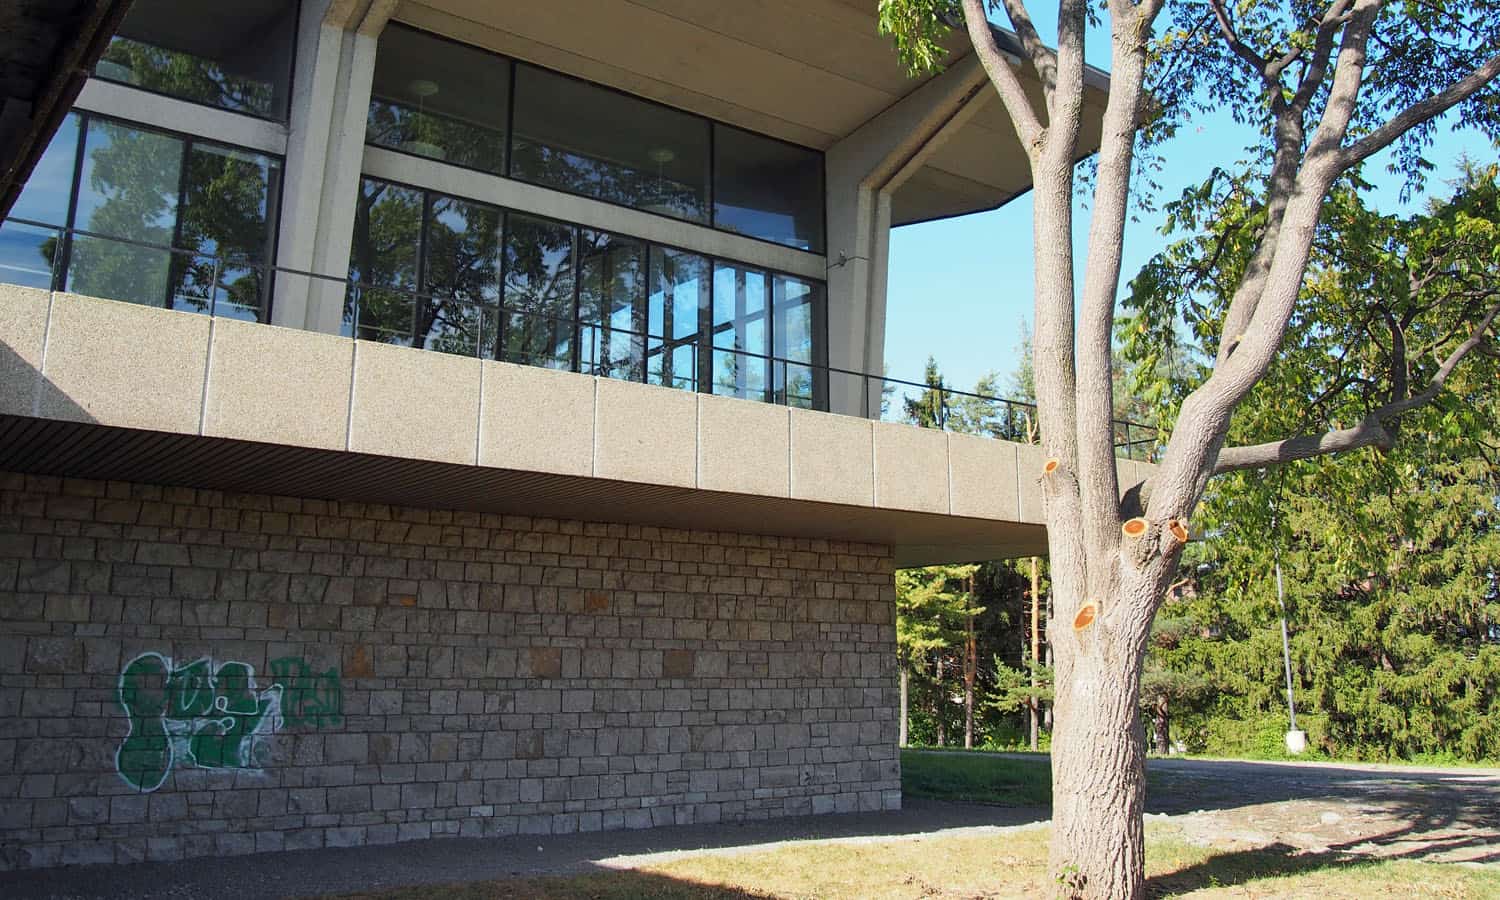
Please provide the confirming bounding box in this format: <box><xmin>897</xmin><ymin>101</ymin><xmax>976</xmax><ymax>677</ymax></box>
<box><xmin>330</xmin><ymin>868</ymin><xmax>778</xmax><ymax>900</ymax></box>
<box><xmin>1146</xmin><ymin>842</ymin><xmax>1372</xmax><ymax>897</ymax></box>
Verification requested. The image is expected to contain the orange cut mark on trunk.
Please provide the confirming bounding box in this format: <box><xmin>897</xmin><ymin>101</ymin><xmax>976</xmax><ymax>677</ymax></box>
<box><xmin>1043</xmin><ymin>457</ymin><xmax>1060</xmax><ymax>476</ymax></box>
<box><xmin>1072</xmin><ymin>602</ymin><xmax>1098</xmax><ymax>631</ymax></box>
<box><xmin>1168</xmin><ymin>519</ymin><xmax>1189</xmax><ymax>543</ymax></box>
<box><xmin>1121</xmin><ymin>517</ymin><xmax>1148</xmax><ymax>538</ymax></box>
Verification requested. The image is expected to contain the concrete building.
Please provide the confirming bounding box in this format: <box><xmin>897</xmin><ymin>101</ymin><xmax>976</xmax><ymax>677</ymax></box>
<box><xmin>0</xmin><ymin>0</ymin><xmax>1135</xmax><ymax>870</ymax></box>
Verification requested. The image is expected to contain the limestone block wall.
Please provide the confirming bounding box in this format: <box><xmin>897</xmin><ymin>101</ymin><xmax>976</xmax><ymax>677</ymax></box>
<box><xmin>0</xmin><ymin>473</ymin><xmax>900</xmax><ymax>870</ymax></box>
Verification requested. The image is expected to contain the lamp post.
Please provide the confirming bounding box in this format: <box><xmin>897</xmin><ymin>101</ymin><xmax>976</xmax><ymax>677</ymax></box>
<box><xmin>1266</xmin><ymin>477</ymin><xmax>1304</xmax><ymax>755</ymax></box>
<box><xmin>1274</xmin><ymin>553</ymin><xmax>1304</xmax><ymax>754</ymax></box>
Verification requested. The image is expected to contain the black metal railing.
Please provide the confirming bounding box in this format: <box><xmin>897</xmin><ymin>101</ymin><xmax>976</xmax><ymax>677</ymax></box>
<box><xmin>0</xmin><ymin>219</ymin><xmax>1160</xmax><ymax>460</ymax></box>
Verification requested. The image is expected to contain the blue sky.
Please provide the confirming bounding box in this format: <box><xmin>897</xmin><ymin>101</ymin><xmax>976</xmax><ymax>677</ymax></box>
<box><xmin>881</xmin><ymin>22</ymin><xmax>1496</xmax><ymax>398</ymax></box>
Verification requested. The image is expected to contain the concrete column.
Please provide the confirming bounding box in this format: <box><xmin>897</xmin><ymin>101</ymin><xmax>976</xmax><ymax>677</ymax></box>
<box><xmin>274</xmin><ymin>0</ymin><xmax>396</xmax><ymax>334</ymax></box>
<box><xmin>823</xmin><ymin>53</ymin><xmax>990</xmax><ymax>417</ymax></box>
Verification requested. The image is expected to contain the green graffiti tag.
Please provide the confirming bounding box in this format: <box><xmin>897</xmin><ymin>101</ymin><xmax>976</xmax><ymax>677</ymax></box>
<box><xmin>268</xmin><ymin>656</ymin><xmax>343</xmax><ymax>729</ymax></box>
<box><xmin>115</xmin><ymin>652</ymin><xmax>342</xmax><ymax>792</ymax></box>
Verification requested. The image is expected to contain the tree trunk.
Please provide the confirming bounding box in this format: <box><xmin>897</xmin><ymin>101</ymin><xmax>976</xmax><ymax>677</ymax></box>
<box><xmin>1153</xmin><ymin>694</ymin><xmax>1170</xmax><ymax>755</ymax></box>
<box><xmin>935</xmin><ymin>656</ymin><xmax>946</xmax><ymax>748</ymax></box>
<box><xmin>1030</xmin><ymin>556</ymin><xmax>1041</xmax><ymax>751</ymax></box>
<box><xmin>1049</xmin><ymin>592</ymin><xmax>1150</xmax><ymax>900</ymax></box>
<box><xmin>1044</xmin><ymin>590</ymin><xmax>1054</xmax><ymax>735</ymax></box>
<box><xmin>899</xmin><ymin>665</ymin><xmax>910</xmax><ymax>749</ymax></box>
<box><xmin>964</xmin><ymin>606</ymin><xmax>977</xmax><ymax>750</ymax></box>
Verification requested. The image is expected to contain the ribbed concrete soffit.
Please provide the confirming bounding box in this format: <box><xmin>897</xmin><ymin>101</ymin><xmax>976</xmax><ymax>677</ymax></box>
<box><xmin>0</xmin><ymin>416</ymin><xmax>1044</xmax><ymax>567</ymax></box>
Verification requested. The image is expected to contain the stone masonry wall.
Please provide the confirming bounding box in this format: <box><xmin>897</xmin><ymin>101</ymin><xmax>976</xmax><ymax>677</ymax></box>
<box><xmin>0</xmin><ymin>472</ymin><xmax>900</xmax><ymax>870</ymax></box>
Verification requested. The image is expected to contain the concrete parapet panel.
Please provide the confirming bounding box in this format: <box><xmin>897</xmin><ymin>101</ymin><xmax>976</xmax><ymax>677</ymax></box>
<box><xmin>349</xmin><ymin>341</ymin><xmax>479</xmax><ymax>465</ymax></box>
<box><xmin>39</xmin><ymin>294</ymin><xmax>209</xmax><ymax>432</ymax></box>
<box><xmin>789</xmin><ymin>408</ymin><xmax>873</xmax><ymax>507</ymax></box>
<box><xmin>479</xmin><ymin>362</ymin><xmax>594</xmax><ymax>477</ymax></box>
<box><xmin>204</xmin><ymin>319</ymin><xmax>353</xmax><ymax>450</ymax></box>
<box><xmin>948</xmin><ymin>432</ymin><xmax>1020</xmax><ymax>520</ymax></box>
<box><xmin>1015</xmin><ymin>442</ymin><xmax>1048</xmax><ymax>523</ymax></box>
<box><xmin>872</xmin><ymin>421</ymin><xmax>949</xmax><ymax>514</ymax></box>
<box><xmin>0</xmin><ymin>284</ymin><xmax>49</xmax><ymax>416</ymax></box>
<box><xmin>696</xmin><ymin>394</ymin><xmax>789</xmax><ymax>497</ymax></box>
<box><xmin>594</xmin><ymin>379</ymin><xmax>696</xmax><ymax>487</ymax></box>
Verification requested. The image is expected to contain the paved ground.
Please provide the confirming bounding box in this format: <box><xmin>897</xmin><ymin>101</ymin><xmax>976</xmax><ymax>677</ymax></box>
<box><xmin>1141</xmin><ymin>756</ymin><xmax>1500</xmax><ymax>865</ymax></box>
<box><xmin>3</xmin><ymin>756</ymin><xmax>1496</xmax><ymax>899</ymax></box>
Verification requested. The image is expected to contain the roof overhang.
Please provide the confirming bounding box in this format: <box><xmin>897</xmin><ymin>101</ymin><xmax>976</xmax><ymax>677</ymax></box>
<box><xmin>396</xmin><ymin>0</ymin><xmax>1107</xmax><ymax>226</ymax></box>
<box><xmin>0</xmin><ymin>0</ymin><xmax>134</xmax><ymax>221</ymax></box>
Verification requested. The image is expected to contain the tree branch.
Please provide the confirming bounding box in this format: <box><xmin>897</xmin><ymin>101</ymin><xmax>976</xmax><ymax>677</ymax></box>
<box><xmin>1077</xmin><ymin>0</ymin><xmax>1162</xmax><ymax>576</ymax></box>
<box><xmin>1207</xmin><ymin>0</ymin><xmax>1270</xmax><ymax>79</ymax></box>
<box><xmin>1335</xmin><ymin>51</ymin><xmax>1500</xmax><ymax>169</ymax></box>
<box><xmin>1213</xmin><ymin>299</ymin><xmax>1500</xmax><ymax>474</ymax></box>
<box><xmin>998</xmin><ymin>0</ymin><xmax>1057</xmax><ymax>99</ymax></box>
<box><xmin>960</xmin><ymin>0</ymin><xmax>1045</xmax><ymax>149</ymax></box>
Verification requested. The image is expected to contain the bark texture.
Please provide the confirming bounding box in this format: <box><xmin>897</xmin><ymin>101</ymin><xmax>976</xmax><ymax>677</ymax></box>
<box><xmin>944</xmin><ymin>0</ymin><xmax>1500</xmax><ymax>896</ymax></box>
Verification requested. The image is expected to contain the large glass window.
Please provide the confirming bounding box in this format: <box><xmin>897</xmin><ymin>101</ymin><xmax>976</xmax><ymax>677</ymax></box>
<box><xmin>511</xmin><ymin>65</ymin><xmax>710</xmax><ymax>224</ymax></box>
<box><xmin>0</xmin><ymin>112</ymin><xmax>281</xmax><ymax>318</ymax></box>
<box><xmin>94</xmin><ymin>0</ymin><xmax>298</xmax><ymax>121</ymax></box>
<box><xmin>647</xmin><ymin>247</ymin><xmax>707</xmax><ymax>392</ymax></box>
<box><xmin>579</xmin><ymin>230</ymin><xmax>646</xmax><ymax>382</ymax></box>
<box><xmin>363</xmin><ymin>27</ymin><xmax>828</xmax><ymax>250</ymax></box>
<box><xmin>711</xmin><ymin>263</ymin><xmax>770</xmax><ymax>403</ymax></box>
<box><xmin>338</xmin><ymin>184</ymin><xmax>825</xmax><ymax>408</ymax></box>
<box><xmin>772</xmin><ymin>275</ymin><xmax>827</xmax><ymax>408</ymax></box>
<box><xmin>501</xmin><ymin>213</ymin><xmax>576</xmax><ymax>369</ymax></box>
<box><xmin>0</xmin><ymin>115</ymin><xmax>82</xmax><ymax>290</ymax></box>
<box><xmin>367</xmin><ymin>25</ymin><xmax>509</xmax><ymax>174</ymax></box>
<box><xmin>346</xmin><ymin>178</ymin><xmax>500</xmax><ymax>356</ymax></box>
<box><xmin>714</xmin><ymin>126</ymin><xmax>825</xmax><ymax>252</ymax></box>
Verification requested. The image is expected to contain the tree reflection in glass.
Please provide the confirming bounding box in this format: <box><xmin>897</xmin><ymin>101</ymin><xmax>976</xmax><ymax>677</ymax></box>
<box><xmin>647</xmin><ymin>247</ymin><xmax>707</xmax><ymax>392</ymax></box>
<box><xmin>93</xmin><ymin>0</ymin><xmax>297</xmax><ymax>120</ymax></box>
<box><xmin>423</xmin><ymin>196</ymin><xmax>500</xmax><ymax>356</ymax></box>
<box><xmin>366</xmin><ymin>26</ymin><xmax>509</xmax><ymax>174</ymax></box>
<box><xmin>347</xmin><ymin>179</ymin><xmax>421</xmax><ymax>343</ymax></box>
<box><xmin>67</xmin><ymin>120</ymin><xmax>181</xmax><ymax>308</ymax></box>
<box><xmin>510</xmin><ymin>65</ymin><xmax>709</xmax><ymax>224</ymax></box>
<box><xmin>710</xmin><ymin>263</ymin><xmax>770</xmax><ymax>402</ymax></box>
<box><xmin>579</xmin><ymin>229</ymin><xmax>646</xmax><ymax>382</ymax></box>
<box><xmin>502</xmin><ymin>214</ymin><xmax>575</xmax><ymax>369</ymax></box>
<box><xmin>773</xmin><ymin>275</ymin><xmax>824</xmax><ymax>409</ymax></box>
<box><xmin>0</xmin><ymin>113</ymin><xmax>79</xmax><ymax>289</ymax></box>
<box><xmin>172</xmin><ymin>143</ymin><xmax>281</xmax><ymax>320</ymax></box>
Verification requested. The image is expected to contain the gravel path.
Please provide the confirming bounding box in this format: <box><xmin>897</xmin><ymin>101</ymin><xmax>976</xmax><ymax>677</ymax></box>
<box><xmin>3</xmin><ymin>756</ymin><xmax>1495</xmax><ymax>899</ymax></box>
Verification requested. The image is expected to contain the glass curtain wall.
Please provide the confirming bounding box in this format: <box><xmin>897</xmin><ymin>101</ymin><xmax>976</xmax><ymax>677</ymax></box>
<box><xmin>647</xmin><ymin>247</ymin><xmax>708</xmax><ymax>392</ymax></box>
<box><xmin>501</xmin><ymin>214</ymin><xmax>576</xmax><ymax>369</ymax></box>
<box><xmin>94</xmin><ymin>0</ymin><xmax>299</xmax><ymax>120</ymax></box>
<box><xmin>346</xmin><ymin>177</ymin><xmax>501</xmax><ymax>356</ymax></box>
<box><xmin>340</xmin><ymin>177</ymin><xmax>826</xmax><ymax>409</ymax></box>
<box><xmin>366</xmin><ymin>25</ymin><xmax>509</xmax><ymax>173</ymax></box>
<box><xmin>714</xmin><ymin>126</ymin><xmax>825</xmax><ymax>252</ymax></box>
<box><xmin>511</xmin><ymin>66</ymin><xmax>710</xmax><ymax>224</ymax></box>
<box><xmin>364</xmin><ymin>27</ymin><xmax>824</xmax><ymax>252</ymax></box>
<box><xmin>0</xmin><ymin>111</ymin><xmax>281</xmax><ymax>319</ymax></box>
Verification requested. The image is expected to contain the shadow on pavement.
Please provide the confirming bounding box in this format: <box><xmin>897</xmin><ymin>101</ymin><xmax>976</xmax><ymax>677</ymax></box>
<box><xmin>0</xmin><ymin>798</ymin><xmax>1048</xmax><ymax>900</ymax></box>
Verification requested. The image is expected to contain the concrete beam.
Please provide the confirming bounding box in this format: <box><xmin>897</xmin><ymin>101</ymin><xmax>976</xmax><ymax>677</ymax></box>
<box><xmin>274</xmin><ymin>0</ymin><xmax>397</xmax><ymax>333</ymax></box>
<box><xmin>1</xmin><ymin>290</ymin><xmax>1163</xmax><ymax>563</ymax></box>
<box><xmin>823</xmin><ymin>53</ymin><xmax>991</xmax><ymax>417</ymax></box>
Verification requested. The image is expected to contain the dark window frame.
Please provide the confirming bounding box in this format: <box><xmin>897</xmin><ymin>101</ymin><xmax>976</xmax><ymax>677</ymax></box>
<box><xmin>366</xmin><ymin>22</ymin><xmax>828</xmax><ymax>256</ymax></box>
<box><xmin>346</xmin><ymin>172</ymin><xmax>829</xmax><ymax>409</ymax></box>
<box><xmin>91</xmin><ymin>0</ymin><xmax>303</xmax><ymax>124</ymax></box>
<box><xmin>27</xmin><ymin>110</ymin><xmax>285</xmax><ymax>320</ymax></box>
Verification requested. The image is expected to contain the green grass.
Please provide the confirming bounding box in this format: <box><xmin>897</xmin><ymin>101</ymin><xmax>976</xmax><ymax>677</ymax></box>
<box><xmin>898</xmin><ymin>748</ymin><xmax>1052</xmax><ymax>806</ymax></box>
<box><xmin>327</xmin><ymin>826</ymin><xmax>1500</xmax><ymax>899</ymax></box>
